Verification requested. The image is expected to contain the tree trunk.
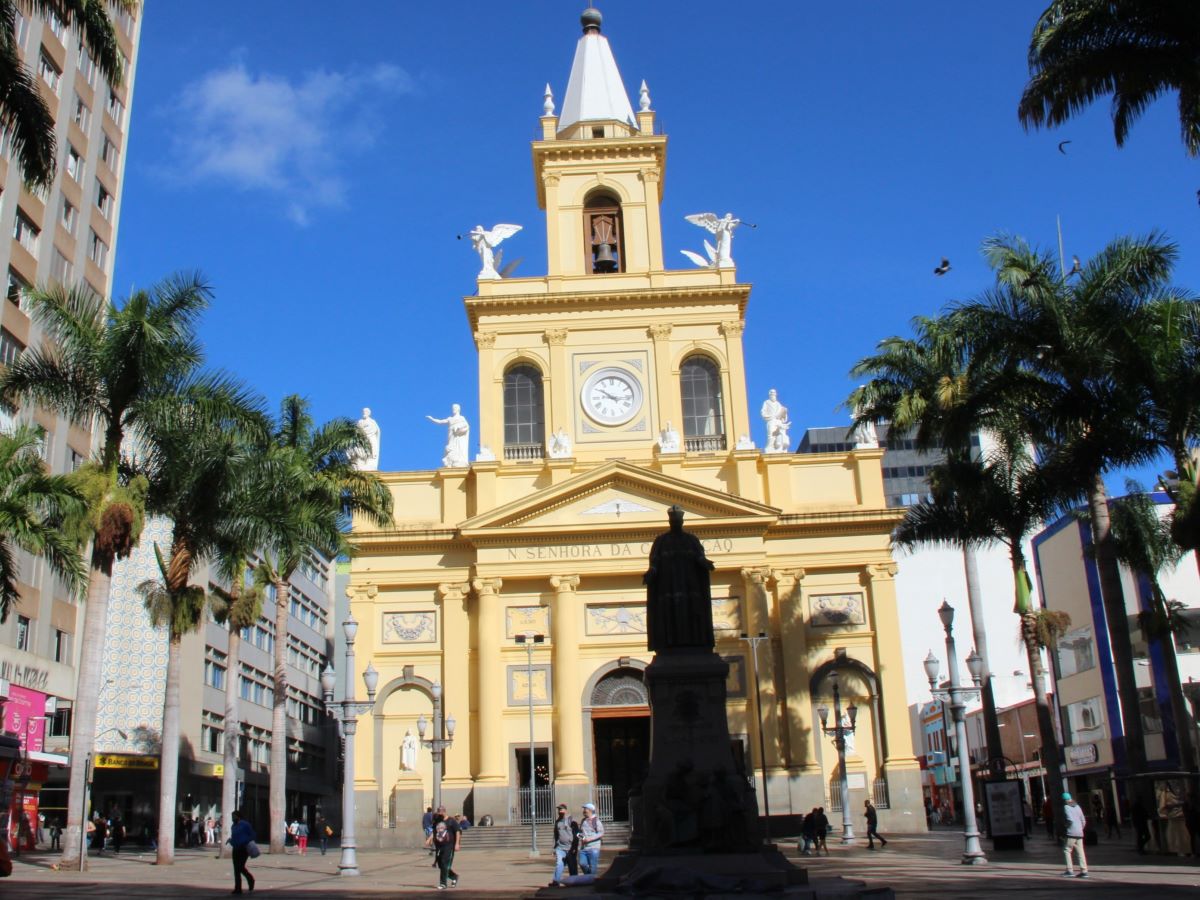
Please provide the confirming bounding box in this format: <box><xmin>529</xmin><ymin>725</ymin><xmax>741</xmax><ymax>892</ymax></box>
<box><xmin>269</xmin><ymin>576</ymin><xmax>290</xmax><ymax>854</ymax></box>
<box><xmin>1086</xmin><ymin>476</ymin><xmax>1148</xmax><ymax>774</ymax></box>
<box><xmin>963</xmin><ymin>547</ymin><xmax>1003</xmax><ymax>765</ymax></box>
<box><xmin>157</xmin><ymin>632</ymin><xmax>183</xmax><ymax>865</ymax></box>
<box><xmin>1150</xmin><ymin>586</ymin><xmax>1198</xmax><ymax>772</ymax></box>
<box><xmin>1012</xmin><ymin>550</ymin><xmax>1067</xmax><ymax>837</ymax></box>
<box><xmin>221</xmin><ymin>621</ymin><xmax>242</xmax><ymax>859</ymax></box>
<box><xmin>59</xmin><ymin>553</ymin><xmax>113</xmax><ymax>869</ymax></box>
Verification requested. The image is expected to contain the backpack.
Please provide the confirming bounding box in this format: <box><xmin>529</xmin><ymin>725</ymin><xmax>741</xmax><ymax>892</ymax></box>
<box><xmin>324</xmin><ymin>825</ymin><xmax>333</xmax><ymax>837</ymax></box>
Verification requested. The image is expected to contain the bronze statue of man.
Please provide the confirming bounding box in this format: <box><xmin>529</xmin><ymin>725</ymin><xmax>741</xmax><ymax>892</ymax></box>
<box><xmin>643</xmin><ymin>505</ymin><xmax>715</xmax><ymax>652</ymax></box>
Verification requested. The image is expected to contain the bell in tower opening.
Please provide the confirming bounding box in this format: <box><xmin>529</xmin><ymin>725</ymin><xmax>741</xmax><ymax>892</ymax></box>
<box><xmin>585</xmin><ymin>192</ymin><xmax>622</xmax><ymax>273</ymax></box>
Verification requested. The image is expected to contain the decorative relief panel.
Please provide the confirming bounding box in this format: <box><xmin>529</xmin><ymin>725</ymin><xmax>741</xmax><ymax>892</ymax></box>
<box><xmin>809</xmin><ymin>593</ymin><xmax>866</xmax><ymax>627</ymax></box>
<box><xmin>508</xmin><ymin>663</ymin><xmax>552</xmax><ymax>706</ymax></box>
<box><xmin>722</xmin><ymin>655</ymin><xmax>747</xmax><ymax>698</ymax></box>
<box><xmin>711</xmin><ymin>596</ymin><xmax>742</xmax><ymax>632</ymax></box>
<box><xmin>382</xmin><ymin>611</ymin><xmax>437</xmax><ymax>644</ymax></box>
<box><xmin>586</xmin><ymin>603</ymin><xmax>647</xmax><ymax>635</ymax></box>
<box><xmin>505</xmin><ymin>606</ymin><xmax>550</xmax><ymax>639</ymax></box>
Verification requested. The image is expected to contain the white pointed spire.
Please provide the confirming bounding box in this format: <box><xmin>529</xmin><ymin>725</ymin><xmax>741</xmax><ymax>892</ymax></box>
<box><xmin>543</xmin><ymin>83</ymin><xmax>555</xmax><ymax>116</ymax></box>
<box><xmin>558</xmin><ymin>7</ymin><xmax>637</xmax><ymax>133</ymax></box>
<box><xmin>638</xmin><ymin>80</ymin><xmax>651</xmax><ymax>112</ymax></box>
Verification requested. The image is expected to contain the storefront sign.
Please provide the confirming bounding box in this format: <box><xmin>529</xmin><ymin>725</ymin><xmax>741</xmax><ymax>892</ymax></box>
<box><xmin>93</xmin><ymin>754</ymin><xmax>159</xmax><ymax>770</ymax></box>
<box><xmin>0</xmin><ymin>660</ymin><xmax>50</xmax><ymax>691</ymax></box>
<box><xmin>1</xmin><ymin>683</ymin><xmax>46</xmax><ymax>753</ymax></box>
<box><xmin>1067</xmin><ymin>743</ymin><xmax>1098</xmax><ymax>767</ymax></box>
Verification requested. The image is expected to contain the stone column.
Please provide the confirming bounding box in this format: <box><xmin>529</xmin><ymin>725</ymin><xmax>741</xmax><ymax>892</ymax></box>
<box><xmin>544</xmin><ymin>329</ymin><xmax>569</xmax><ymax>448</ymax></box>
<box><xmin>863</xmin><ymin>563</ymin><xmax>920</xmax><ymax>769</ymax></box>
<box><xmin>719</xmin><ymin>320</ymin><xmax>749</xmax><ymax>444</ymax></box>
<box><xmin>438</xmin><ymin>582</ymin><xmax>472</xmax><ymax>785</ymax></box>
<box><xmin>741</xmin><ymin>566</ymin><xmax>785</xmax><ymax>772</ymax></box>
<box><xmin>648</xmin><ymin>323</ymin><xmax>677</xmax><ymax>441</ymax></box>
<box><xmin>549</xmin><ymin>574</ymin><xmax>587</xmax><ymax>782</ymax></box>
<box><xmin>474</xmin><ymin>331</ymin><xmax>498</xmax><ymax>457</ymax></box>
<box><xmin>472</xmin><ymin>577</ymin><xmax>506</xmax><ymax>782</ymax></box>
<box><xmin>770</xmin><ymin>568</ymin><xmax>805</xmax><ymax>770</ymax></box>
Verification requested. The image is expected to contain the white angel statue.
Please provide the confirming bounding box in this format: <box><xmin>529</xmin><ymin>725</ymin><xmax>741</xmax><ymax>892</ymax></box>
<box><xmin>468</xmin><ymin>223</ymin><xmax>523</xmax><ymax>280</ymax></box>
<box><xmin>681</xmin><ymin>212</ymin><xmax>741</xmax><ymax>269</ymax></box>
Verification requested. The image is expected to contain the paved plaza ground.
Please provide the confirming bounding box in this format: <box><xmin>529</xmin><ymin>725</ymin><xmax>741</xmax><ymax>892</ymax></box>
<box><xmin>3</xmin><ymin>828</ymin><xmax>1198</xmax><ymax>898</ymax></box>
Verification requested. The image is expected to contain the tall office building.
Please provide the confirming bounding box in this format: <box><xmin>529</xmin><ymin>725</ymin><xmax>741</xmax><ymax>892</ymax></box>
<box><xmin>0</xmin><ymin>5</ymin><xmax>142</xmax><ymax>838</ymax></box>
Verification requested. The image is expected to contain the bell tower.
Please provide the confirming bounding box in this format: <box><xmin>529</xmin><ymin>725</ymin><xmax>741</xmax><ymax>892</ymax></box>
<box><xmin>467</xmin><ymin>8</ymin><xmax>751</xmax><ymax>464</ymax></box>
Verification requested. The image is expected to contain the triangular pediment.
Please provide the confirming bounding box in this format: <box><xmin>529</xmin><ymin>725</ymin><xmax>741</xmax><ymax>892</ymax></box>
<box><xmin>460</xmin><ymin>461</ymin><xmax>778</xmax><ymax>542</ymax></box>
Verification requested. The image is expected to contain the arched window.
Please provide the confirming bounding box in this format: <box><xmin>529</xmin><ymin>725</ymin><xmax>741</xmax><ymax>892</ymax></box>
<box><xmin>680</xmin><ymin>356</ymin><xmax>725</xmax><ymax>451</ymax></box>
<box><xmin>504</xmin><ymin>364</ymin><xmax>545</xmax><ymax>460</ymax></box>
<box><xmin>583</xmin><ymin>191</ymin><xmax>623</xmax><ymax>274</ymax></box>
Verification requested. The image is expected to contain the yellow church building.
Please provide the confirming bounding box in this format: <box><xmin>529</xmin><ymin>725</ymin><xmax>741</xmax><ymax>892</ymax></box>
<box><xmin>348</xmin><ymin>8</ymin><xmax>923</xmax><ymax>842</ymax></box>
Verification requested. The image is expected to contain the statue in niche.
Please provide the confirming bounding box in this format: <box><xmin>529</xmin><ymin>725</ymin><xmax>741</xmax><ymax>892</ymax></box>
<box><xmin>643</xmin><ymin>505</ymin><xmax>715</xmax><ymax>653</ymax></box>
<box><xmin>426</xmin><ymin>404</ymin><xmax>470</xmax><ymax>468</ymax></box>
<box><xmin>401</xmin><ymin>729</ymin><xmax>418</xmax><ymax>772</ymax></box>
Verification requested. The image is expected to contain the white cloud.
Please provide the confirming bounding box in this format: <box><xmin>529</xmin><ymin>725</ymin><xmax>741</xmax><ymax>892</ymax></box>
<box><xmin>168</xmin><ymin>62</ymin><xmax>414</xmax><ymax>225</ymax></box>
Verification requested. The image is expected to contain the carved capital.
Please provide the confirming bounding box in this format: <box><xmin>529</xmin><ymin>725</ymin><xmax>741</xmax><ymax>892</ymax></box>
<box><xmin>719</xmin><ymin>320</ymin><xmax>745</xmax><ymax>337</ymax></box>
<box><xmin>543</xmin><ymin>173</ymin><xmax>561</xmax><ymax>187</ymax></box>
<box><xmin>345</xmin><ymin>582</ymin><xmax>378</xmax><ymax>601</ymax></box>
<box><xmin>640</xmin><ymin>168</ymin><xmax>661</xmax><ymax>183</ymax></box>
<box><xmin>438</xmin><ymin>582</ymin><xmax>470</xmax><ymax>603</ymax></box>
<box><xmin>472</xmin><ymin>577</ymin><xmax>503</xmax><ymax>596</ymax></box>
<box><xmin>648</xmin><ymin>323</ymin><xmax>672</xmax><ymax>341</ymax></box>
<box><xmin>543</xmin><ymin>329</ymin><xmax>568</xmax><ymax>346</ymax></box>
<box><xmin>770</xmin><ymin>568</ymin><xmax>805</xmax><ymax>590</ymax></box>
<box><xmin>740</xmin><ymin>566</ymin><xmax>771</xmax><ymax>587</ymax></box>
<box><xmin>474</xmin><ymin>331</ymin><xmax>497</xmax><ymax>350</ymax></box>
<box><xmin>549</xmin><ymin>574</ymin><xmax>581</xmax><ymax>593</ymax></box>
<box><xmin>863</xmin><ymin>563</ymin><xmax>899</xmax><ymax>584</ymax></box>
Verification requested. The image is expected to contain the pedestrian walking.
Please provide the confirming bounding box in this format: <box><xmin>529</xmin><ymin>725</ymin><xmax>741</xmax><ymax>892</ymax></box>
<box><xmin>550</xmin><ymin>803</ymin><xmax>580</xmax><ymax>885</ymax></box>
<box><xmin>295</xmin><ymin>820</ymin><xmax>309</xmax><ymax>854</ymax></box>
<box><xmin>49</xmin><ymin>819</ymin><xmax>62</xmax><ymax>850</ymax></box>
<box><xmin>1131</xmin><ymin>797</ymin><xmax>1151</xmax><ymax>854</ymax></box>
<box><xmin>800</xmin><ymin>808</ymin><xmax>817</xmax><ymax>855</ymax></box>
<box><xmin>109</xmin><ymin>815</ymin><xmax>124</xmax><ymax>854</ymax></box>
<box><xmin>1061</xmin><ymin>792</ymin><xmax>1089</xmax><ymax>878</ymax></box>
<box><xmin>422</xmin><ymin>806</ymin><xmax>434</xmax><ymax>845</ymax></box>
<box><xmin>226</xmin><ymin>810</ymin><xmax>257</xmax><ymax>895</ymax></box>
<box><xmin>316</xmin><ymin>816</ymin><xmax>330</xmax><ymax>855</ymax></box>
<box><xmin>578</xmin><ymin>802</ymin><xmax>604</xmax><ymax>874</ymax></box>
<box><xmin>431</xmin><ymin>817</ymin><xmax>460</xmax><ymax>890</ymax></box>
<box><xmin>865</xmin><ymin>799</ymin><xmax>887</xmax><ymax>849</ymax></box>
<box><xmin>814</xmin><ymin>807</ymin><xmax>830</xmax><ymax>855</ymax></box>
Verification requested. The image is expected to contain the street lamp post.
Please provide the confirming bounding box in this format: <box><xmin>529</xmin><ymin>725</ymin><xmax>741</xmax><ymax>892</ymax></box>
<box><xmin>817</xmin><ymin>678</ymin><xmax>858</xmax><ymax>844</ymax></box>
<box><xmin>416</xmin><ymin>684</ymin><xmax>456</xmax><ymax>813</ymax></box>
<box><xmin>320</xmin><ymin>615</ymin><xmax>379</xmax><ymax>877</ymax></box>
<box><xmin>924</xmin><ymin>600</ymin><xmax>987</xmax><ymax>865</ymax></box>
<box><xmin>740</xmin><ymin>631</ymin><xmax>772</xmax><ymax>844</ymax></box>
<box><xmin>515</xmin><ymin>632</ymin><xmax>544</xmax><ymax>858</ymax></box>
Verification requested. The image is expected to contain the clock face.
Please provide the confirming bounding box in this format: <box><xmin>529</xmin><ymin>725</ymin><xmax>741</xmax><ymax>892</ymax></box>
<box><xmin>581</xmin><ymin>367</ymin><xmax>643</xmax><ymax>426</ymax></box>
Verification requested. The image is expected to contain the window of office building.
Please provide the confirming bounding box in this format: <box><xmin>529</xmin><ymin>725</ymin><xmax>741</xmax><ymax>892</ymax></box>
<box><xmin>204</xmin><ymin>646</ymin><xmax>227</xmax><ymax>689</ymax></box>
<box><xmin>46</xmin><ymin>10</ymin><xmax>65</xmax><ymax>40</ymax></box>
<box><xmin>49</xmin><ymin>248</ymin><xmax>72</xmax><ymax>285</ymax></box>
<box><xmin>7</xmin><ymin>268</ymin><xmax>31</xmax><ymax>310</ymax></box>
<box><xmin>48</xmin><ymin>706</ymin><xmax>71</xmax><ymax>737</ymax></box>
<box><xmin>76</xmin><ymin>42</ymin><xmax>95</xmax><ymax>86</ymax></box>
<box><xmin>201</xmin><ymin>710</ymin><xmax>224</xmax><ymax>754</ymax></box>
<box><xmin>88</xmin><ymin>230</ymin><xmax>107</xmax><ymax>267</ymax></box>
<box><xmin>95</xmin><ymin>180</ymin><xmax>112</xmax><ymax>218</ymax></box>
<box><xmin>54</xmin><ymin>628</ymin><xmax>71</xmax><ymax>663</ymax></box>
<box><xmin>16</xmin><ymin>615</ymin><xmax>31</xmax><ymax>651</ymax></box>
<box><xmin>1</xmin><ymin>327</ymin><xmax>27</xmax><ymax>367</ymax></box>
<box><xmin>106</xmin><ymin>88</ymin><xmax>124</xmax><ymax>127</ymax></box>
<box><xmin>14</xmin><ymin>210</ymin><xmax>40</xmax><ymax>255</ymax></box>
<box><xmin>38</xmin><ymin>50</ymin><xmax>60</xmax><ymax>93</ymax></box>
<box><xmin>61</xmin><ymin>197</ymin><xmax>77</xmax><ymax>233</ymax></box>
<box><xmin>73</xmin><ymin>94</ymin><xmax>90</xmax><ymax>131</ymax></box>
<box><xmin>66</xmin><ymin>145</ymin><xmax>83</xmax><ymax>181</ymax></box>
<box><xmin>101</xmin><ymin>133</ymin><xmax>119</xmax><ymax>170</ymax></box>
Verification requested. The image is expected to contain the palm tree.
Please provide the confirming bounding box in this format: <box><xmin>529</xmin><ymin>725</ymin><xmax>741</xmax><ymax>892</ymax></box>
<box><xmin>1018</xmin><ymin>1</ymin><xmax>1200</xmax><ymax>157</ymax></box>
<box><xmin>0</xmin><ymin>274</ymin><xmax>214</xmax><ymax>868</ymax></box>
<box><xmin>134</xmin><ymin>390</ymin><xmax>266</xmax><ymax>864</ymax></box>
<box><xmin>849</xmin><ymin>314</ymin><xmax>1016</xmax><ymax>765</ymax></box>
<box><xmin>1106</xmin><ymin>485</ymin><xmax>1197</xmax><ymax>772</ymax></box>
<box><xmin>0</xmin><ymin>1</ymin><xmax>136</xmax><ymax>187</ymax></box>
<box><xmin>258</xmin><ymin>396</ymin><xmax>392</xmax><ymax>853</ymax></box>
<box><xmin>961</xmin><ymin>233</ymin><xmax>1178</xmax><ymax>790</ymax></box>
<box><xmin>895</xmin><ymin>429</ymin><xmax>1080</xmax><ymax>833</ymax></box>
<box><xmin>0</xmin><ymin>424</ymin><xmax>85</xmax><ymax>620</ymax></box>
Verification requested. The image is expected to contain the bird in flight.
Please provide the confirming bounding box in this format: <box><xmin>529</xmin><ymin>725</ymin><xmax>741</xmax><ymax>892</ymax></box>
<box><xmin>1058</xmin><ymin>140</ymin><xmax>1071</xmax><ymax>154</ymax></box>
<box><xmin>933</xmin><ymin>258</ymin><xmax>951</xmax><ymax>276</ymax></box>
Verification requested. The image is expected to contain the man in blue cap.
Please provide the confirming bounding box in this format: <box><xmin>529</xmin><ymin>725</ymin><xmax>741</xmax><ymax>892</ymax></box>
<box><xmin>1061</xmin><ymin>792</ymin><xmax>1089</xmax><ymax>878</ymax></box>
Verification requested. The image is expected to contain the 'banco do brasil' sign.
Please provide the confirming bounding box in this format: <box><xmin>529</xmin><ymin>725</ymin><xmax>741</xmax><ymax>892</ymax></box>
<box><xmin>507</xmin><ymin>538</ymin><xmax>735</xmax><ymax>562</ymax></box>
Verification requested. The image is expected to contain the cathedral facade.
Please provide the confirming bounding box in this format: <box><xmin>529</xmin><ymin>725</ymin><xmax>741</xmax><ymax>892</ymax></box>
<box><xmin>348</xmin><ymin>9</ymin><xmax>923</xmax><ymax>842</ymax></box>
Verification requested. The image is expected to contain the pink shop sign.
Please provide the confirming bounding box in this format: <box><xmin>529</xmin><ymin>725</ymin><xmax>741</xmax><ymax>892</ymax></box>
<box><xmin>2</xmin><ymin>683</ymin><xmax>47</xmax><ymax>753</ymax></box>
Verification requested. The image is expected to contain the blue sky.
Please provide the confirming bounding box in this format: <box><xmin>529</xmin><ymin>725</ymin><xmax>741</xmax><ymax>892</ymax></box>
<box><xmin>112</xmin><ymin>2</ymin><xmax>1200</xmax><ymax>476</ymax></box>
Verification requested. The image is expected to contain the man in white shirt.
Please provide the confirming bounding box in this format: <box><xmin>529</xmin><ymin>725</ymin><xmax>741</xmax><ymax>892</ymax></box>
<box><xmin>1061</xmin><ymin>792</ymin><xmax>1089</xmax><ymax>878</ymax></box>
